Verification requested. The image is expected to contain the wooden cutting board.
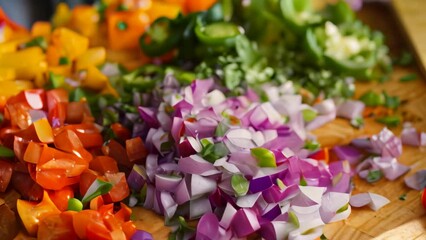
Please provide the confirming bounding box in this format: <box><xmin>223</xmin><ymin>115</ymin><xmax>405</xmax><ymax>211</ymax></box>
<box><xmin>131</xmin><ymin>2</ymin><xmax>426</xmax><ymax>239</ymax></box>
<box><xmin>392</xmin><ymin>0</ymin><xmax>426</xmax><ymax>78</ymax></box>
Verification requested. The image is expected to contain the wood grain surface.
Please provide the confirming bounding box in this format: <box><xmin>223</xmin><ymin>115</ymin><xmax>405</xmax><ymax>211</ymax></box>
<box><xmin>131</xmin><ymin>2</ymin><xmax>426</xmax><ymax>239</ymax></box>
<box><xmin>392</xmin><ymin>0</ymin><xmax>426</xmax><ymax>79</ymax></box>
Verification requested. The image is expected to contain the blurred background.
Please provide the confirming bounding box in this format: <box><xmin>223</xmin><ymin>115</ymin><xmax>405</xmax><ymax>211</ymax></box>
<box><xmin>0</xmin><ymin>0</ymin><xmax>95</xmax><ymax>28</ymax></box>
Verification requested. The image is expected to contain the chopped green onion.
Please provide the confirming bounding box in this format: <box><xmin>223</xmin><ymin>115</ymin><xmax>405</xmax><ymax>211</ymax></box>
<box><xmin>399</xmin><ymin>193</ymin><xmax>407</xmax><ymax>201</ymax></box>
<box><xmin>67</xmin><ymin>198</ymin><xmax>83</xmax><ymax>211</ymax></box>
<box><xmin>366</xmin><ymin>170</ymin><xmax>382</xmax><ymax>183</ymax></box>
<box><xmin>395</xmin><ymin>51</ymin><xmax>413</xmax><ymax>66</ymax></box>
<box><xmin>376</xmin><ymin>115</ymin><xmax>401</xmax><ymax>128</ymax></box>
<box><xmin>48</xmin><ymin>72</ymin><xmax>65</xmax><ymax>88</ymax></box>
<box><xmin>383</xmin><ymin>92</ymin><xmax>400</xmax><ymax>109</ymax></box>
<box><xmin>399</xmin><ymin>73</ymin><xmax>417</xmax><ymax>82</ymax></box>
<box><xmin>59</xmin><ymin>56</ymin><xmax>70</xmax><ymax>65</ymax></box>
<box><xmin>0</xmin><ymin>146</ymin><xmax>14</xmax><ymax>158</ymax></box>
<box><xmin>251</xmin><ymin>147</ymin><xmax>277</xmax><ymax>168</ymax></box>
<box><xmin>23</xmin><ymin>36</ymin><xmax>48</xmax><ymax>51</ymax></box>
<box><xmin>288</xmin><ymin>211</ymin><xmax>300</xmax><ymax>228</ymax></box>
<box><xmin>81</xmin><ymin>179</ymin><xmax>113</xmax><ymax>204</ymax></box>
<box><xmin>304</xmin><ymin>140</ymin><xmax>320</xmax><ymax>151</ymax></box>
<box><xmin>300</xmin><ymin>177</ymin><xmax>307</xmax><ymax>186</ymax></box>
<box><xmin>231</xmin><ymin>174</ymin><xmax>249</xmax><ymax>197</ymax></box>
<box><xmin>359</xmin><ymin>91</ymin><xmax>384</xmax><ymax>107</ymax></box>
<box><xmin>351</xmin><ymin>117</ymin><xmax>364</xmax><ymax>129</ymax></box>
<box><xmin>302</xmin><ymin>108</ymin><xmax>317</xmax><ymax>122</ymax></box>
<box><xmin>276</xmin><ymin>178</ymin><xmax>286</xmax><ymax>190</ymax></box>
<box><xmin>336</xmin><ymin>203</ymin><xmax>349</xmax><ymax>213</ymax></box>
<box><xmin>117</xmin><ymin>21</ymin><xmax>128</xmax><ymax>31</ymax></box>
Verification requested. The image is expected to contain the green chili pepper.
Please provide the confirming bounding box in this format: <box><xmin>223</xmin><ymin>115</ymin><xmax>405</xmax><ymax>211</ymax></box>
<box><xmin>231</xmin><ymin>174</ymin><xmax>249</xmax><ymax>197</ymax></box>
<box><xmin>67</xmin><ymin>198</ymin><xmax>83</xmax><ymax>211</ymax></box>
<box><xmin>139</xmin><ymin>17</ymin><xmax>180</xmax><ymax>57</ymax></box>
<box><xmin>81</xmin><ymin>179</ymin><xmax>113</xmax><ymax>204</ymax></box>
<box><xmin>23</xmin><ymin>36</ymin><xmax>48</xmax><ymax>51</ymax></box>
<box><xmin>59</xmin><ymin>56</ymin><xmax>70</xmax><ymax>65</ymax></box>
<box><xmin>376</xmin><ymin>115</ymin><xmax>401</xmax><ymax>127</ymax></box>
<box><xmin>0</xmin><ymin>146</ymin><xmax>14</xmax><ymax>158</ymax></box>
<box><xmin>251</xmin><ymin>147</ymin><xmax>277</xmax><ymax>168</ymax></box>
<box><xmin>195</xmin><ymin>21</ymin><xmax>242</xmax><ymax>47</ymax></box>
<box><xmin>322</xmin><ymin>0</ymin><xmax>355</xmax><ymax>24</ymax></box>
<box><xmin>280</xmin><ymin>0</ymin><xmax>321</xmax><ymax>35</ymax></box>
<box><xmin>359</xmin><ymin>91</ymin><xmax>384</xmax><ymax>107</ymax></box>
<box><xmin>117</xmin><ymin>21</ymin><xmax>128</xmax><ymax>31</ymax></box>
<box><xmin>399</xmin><ymin>73</ymin><xmax>417</xmax><ymax>82</ymax></box>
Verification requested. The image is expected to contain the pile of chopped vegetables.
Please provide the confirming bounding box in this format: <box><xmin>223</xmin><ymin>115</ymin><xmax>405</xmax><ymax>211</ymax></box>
<box><xmin>0</xmin><ymin>0</ymin><xmax>425</xmax><ymax>239</ymax></box>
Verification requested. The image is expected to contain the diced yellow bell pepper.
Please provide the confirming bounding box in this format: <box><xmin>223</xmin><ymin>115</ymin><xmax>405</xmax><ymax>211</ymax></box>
<box><xmin>76</xmin><ymin>47</ymin><xmax>106</xmax><ymax>71</ymax></box>
<box><xmin>48</xmin><ymin>65</ymin><xmax>72</xmax><ymax>77</ymax></box>
<box><xmin>70</xmin><ymin>6</ymin><xmax>100</xmax><ymax>38</ymax></box>
<box><xmin>101</xmin><ymin>81</ymin><xmax>119</xmax><ymax>97</ymax></box>
<box><xmin>0</xmin><ymin>80</ymin><xmax>34</xmax><ymax>99</ymax></box>
<box><xmin>52</xmin><ymin>3</ymin><xmax>72</xmax><ymax>28</ymax></box>
<box><xmin>31</xmin><ymin>21</ymin><xmax>52</xmax><ymax>38</ymax></box>
<box><xmin>48</xmin><ymin>28</ymin><xmax>89</xmax><ymax>66</ymax></box>
<box><xmin>0</xmin><ymin>36</ymin><xmax>32</xmax><ymax>54</ymax></box>
<box><xmin>80</xmin><ymin>66</ymin><xmax>108</xmax><ymax>91</ymax></box>
<box><xmin>0</xmin><ymin>68</ymin><xmax>16</xmax><ymax>82</ymax></box>
<box><xmin>0</xmin><ymin>47</ymin><xmax>46</xmax><ymax>80</ymax></box>
<box><xmin>34</xmin><ymin>118</ymin><xmax>54</xmax><ymax>143</ymax></box>
<box><xmin>146</xmin><ymin>1</ymin><xmax>182</xmax><ymax>22</ymax></box>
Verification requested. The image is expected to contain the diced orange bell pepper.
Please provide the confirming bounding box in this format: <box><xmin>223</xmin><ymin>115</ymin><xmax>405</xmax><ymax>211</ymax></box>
<box><xmin>120</xmin><ymin>0</ymin><xmax>152</xmax><ymax>10</ymax></box>
<box><xmin>23</xmin><ymin>142</ymin><xmax>45</xmax><ymax>164</ymax></box>
<box><xmin>31</xmin><ymin>21</ymin><xmax>51</xmax><ymax>38</ymax></box>
<box><xmin>103</xmin><ymin>172</ymin><xmax>130</xmax><ymax>203</ymax></box>
<box><xmin>76</xmin><ymin>47</ymin><xmax>106</xmax><ymax>70</ymax></box>
<box><xmin>70</xmin><ymin>5</ymin><xmax>100</xmax><ymax>38</ymax></box>
<box><xmin>90</xmin><ymin>156</ymin><xmax>119</xmax><ymax>175</ymax></box>
<box><xmin>37</xmin><ymin>211</ymin><xmax>78</xmax><ymax>240</ymax></box>
<box><xmin>72</xmin><ymin>210</ymin><xmax>103</xmax><ymax>239</ymax></box>
<box><xmin>146</xmin><ymin>1</ymin><xmax>182</xmax><ymax>22</ymax></box>
<box><xmin>107</xmin><ymin>9</ymin><xmax>150</xmax><ymax>50</ymax></box>
<box><xmin>0</xmin><ymin>47</ymin><xmax>46</xmax><ymax>80</ymax></box>
<box><xmin>16</xmin><ymin>191</ymin><xmax>61</xmax><ymax>236</ymax></box>
<box><xmin>48</xmin><ymin>186</ymin><xmax>74</xmax><ymax>211</ymax></box>
<box><xmin>185</xmin><ymin>0</ymin><xmax>217</xmax><ymax>13</ymax></box>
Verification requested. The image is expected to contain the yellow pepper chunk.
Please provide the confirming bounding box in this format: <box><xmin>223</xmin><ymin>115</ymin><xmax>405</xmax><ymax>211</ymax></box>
<box><xmin>48</xmin><ymin>28</ymin><xmax>89</xmax><ymax>66</ymax></box>
<box><xmin>31</xmin><ymin>21</ymin><xmax>52</xmax><ymax>38</ymax></box>
<box><xmin>146</xmin><ymin>1</ymin><xmax>182</xmax><ymax>23</ymax></box>
<box><xmin>0</xmin><ymin>68</ymin><xmax>16</xmax><ymax>82</ymax></box>
<box><xmin>34</xmin><ymin>118</ymin><xmax>54</xmax><ymax>143</ymax></box>
<box><xmin>52</xmin><ymin>3</ymin><xmax>72</xmax><ymax>28</ymax></box>
<box><xmin>17</xmin><ymin>191</ymin><xmax>61</xmax><ymax>236</ymax></box>
<box><xmin>70</xmin><ymin>6</ymin><xmax>100</xmax><ymax>38</ymax></box>
<box><xmin>76</xmin><ymin>47</ymin><xmax>106</xmax><ymax>71</ymax></box>
<box><xmin>0</xmin><ymin>47</ymin><xmax>46</xmax><ymax>79</ymax></box>
<box><xmin>0</xmin><ymin>81</ymin><xmax>34</xmax><ymax>107</ymax></box>
<box><xmin>0</xmin><ymin>36</ymin><xmax>32</xmax><ymax>54</ymax></box>
<box><xmin>80</xmin><ymin>66</ymin><xmax>108</xmax><ymax>91</ymax></box>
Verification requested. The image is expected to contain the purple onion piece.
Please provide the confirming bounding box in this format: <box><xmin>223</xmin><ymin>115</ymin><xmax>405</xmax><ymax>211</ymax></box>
<box><xmin>131</xmin><ymin>230</ymin><xmax>153</xmax><ymax>240</ymax></box>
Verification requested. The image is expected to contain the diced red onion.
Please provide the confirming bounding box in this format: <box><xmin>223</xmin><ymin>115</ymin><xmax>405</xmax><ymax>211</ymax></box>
<box><xmin>231</xmin><ymin>209</ymin><xmax>261</xmax><ymax>238</ymax></box>
<box><xmin>336</xmin><ymin>100</ymin><xmax>365</xmax><ymax>120</ymax></box>
<box><xmin>349</xmin><ymin>192</ymin><xmax>390</xmax><ymax>211</ymax></box>
<box><xmin>131</xmin><ymin>230</ymin><xmax>153</xmax><ymax>240</ymax></box>
<box><xmin>404</xmin><ymin>170</ymin><xmax>426</xmax><ymax>190</ymax></box>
